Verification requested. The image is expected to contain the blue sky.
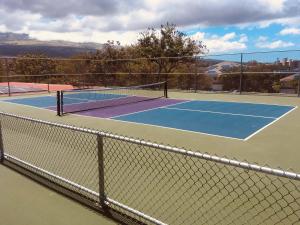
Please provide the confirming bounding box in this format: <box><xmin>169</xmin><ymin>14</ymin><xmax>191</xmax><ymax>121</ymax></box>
<box><xmin>0</xmin><ymin>0</ymin><xmax>299</xmax><ymax>55</ymax></box>
<box><xmin>184</xmin><ymin>23</ymin><xmax>300</xmax><ymax>55</ymax></box>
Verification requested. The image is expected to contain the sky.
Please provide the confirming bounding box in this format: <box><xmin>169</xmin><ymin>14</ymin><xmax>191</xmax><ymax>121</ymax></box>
<box><xmin>0</xmin><ymin>0</ymin><xmax>300</xmax><ymax>54</ymax></box>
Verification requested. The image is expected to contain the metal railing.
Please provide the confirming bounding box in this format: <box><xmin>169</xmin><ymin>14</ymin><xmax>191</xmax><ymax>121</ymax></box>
<box><xmin>1</xmin><ymin>111</ymin><xmax>300</xmax><ymax>224</ymax></box>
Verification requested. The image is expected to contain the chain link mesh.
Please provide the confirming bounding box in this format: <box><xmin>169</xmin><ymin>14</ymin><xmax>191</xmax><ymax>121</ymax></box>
<box><xmin>0</xmin><ymin>113</ymin><xmax>99</xmax><ymax>201</ymax></box>
<box><xmin>0</xmin><ymin>112</ymin><xmax>300</xmax><ymax>225</ymax></box>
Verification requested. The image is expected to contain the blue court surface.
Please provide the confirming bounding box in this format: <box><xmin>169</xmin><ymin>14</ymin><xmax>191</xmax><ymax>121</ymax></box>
<box><xmin>3</xmin><ymin>96</ymin><xmax>296</xmax><ymax>140</ymax></box>
<box><xmin>113</xmin><ymin>101</ymin><xmax>295</xmax><ymax>140</ymax></box>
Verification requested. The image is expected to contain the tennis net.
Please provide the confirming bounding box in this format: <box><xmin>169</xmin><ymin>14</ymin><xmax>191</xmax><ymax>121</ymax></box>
<box><xmin>57</xmin><ymin>81</ymin><xmax>168</xmax><ymax>115</ymax></box>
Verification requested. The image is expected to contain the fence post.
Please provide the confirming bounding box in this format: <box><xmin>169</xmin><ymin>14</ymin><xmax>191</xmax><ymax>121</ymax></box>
<box><xmin>56</xmin><ymin>91</ymin><xmax>61</xmax><ymax>116</ymax></box>
<box><xmin>47</xmin><ymin>74</ymin><xmax>50</xmax><ymax>93</ymax></box>
<box><xmin>297</xmin><ymin>73</ymin><xmax>300</xmax><ymax>97</ymax></box>
<box><xmin>157</xmin><ymin>59</ymin><xmax>162</xmax><ymax>83</ymax></box>
<box><xmin>82</xmin><ymin>74</ymin><xmax>86</xmax><ymax>89</ymax></box>
<box><xmin>97</xmin><ymin>134</ymin><xmax>106</xmax><ymax>209</ymax></box>
<box><xmin>194</xmin><ymin>73</ymin><xmax>198</xmax><ymax>93</ymax></box>
<box><xmin>5</xmin><ymin>58</ymin><xmax>11</xmax><ymax>96</ymax></box>
<box><xmin>0</xmin><ymin>122</ymin><xmax>4</xmax><ymax>163</ymax></box>
<box><xmin>164</xmin><ymin>81</ymin><xmax>168</xmax><ymax>98</ymax></box>
<box><xmin>239</xmin><ymin>53</ymin><xmax>243</xmax><ymax>94</ymax></box>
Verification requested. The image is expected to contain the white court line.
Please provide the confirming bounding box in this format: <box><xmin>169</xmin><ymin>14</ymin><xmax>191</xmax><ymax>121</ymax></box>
<box><xmin>170</xmin><ymin>95</ymin><xmax>297</xmax><ymax>108</ymax></box>
<box><xmin>244</xmin><ymin>106</ymin><xmax>298</xmax><ymax>141</ymax></box>
<box><xmin>63</xmin><ymin>95</ymin><xmax>130</xmax><ymax>106</ymax></box>
<box><xmin>2</xmin><ymin>100</ymin><xmax>243</xmax><ymax>141</ymax></box>
<box><xmin>111</xmin><ymin>100</ymin><xmax>192</xmax><ymax>119</ymax></box>
<box><xmin>74</xmin><ymin>112</ymin><xmax>243</xmax><ymax>141</ymax></box>
<box><xmin>166</xmin><ymin>107</ymin><xmax>277</xmax><ymax>119</ymax></box>
<box><xmin>2</xmin><ymin>97</ymin><xmax>298</xmax><ymax>141</ymax></box>
<box><xmin>2</xmin><ymin>100</ymin><xmax>57</xmax><ymax>110</ymax></box>
<box><xmin>111</xmin><ymin>102</ymin><xmax>297</xmax><ymax>141</ymax></box>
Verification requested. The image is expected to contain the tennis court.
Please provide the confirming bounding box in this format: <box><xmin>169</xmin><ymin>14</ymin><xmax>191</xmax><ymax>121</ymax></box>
<box><xmin>1</xmin><ymin>87</ymin><xmax>300</xmax><ymax>225</ymax></box>
<box><xmin>2</xmin><ymin>82</ymin><xmax>296</xmax><ymax>140</ymax></box>
<box><xmin>0</xmin><ymin>82</ymin><xmax>75</xmax><ymax>94</ymax></box>
<box><xmin>0</xmin><ymin>83</ymin><xmax>45</xmax><ymax>94</ymax></box>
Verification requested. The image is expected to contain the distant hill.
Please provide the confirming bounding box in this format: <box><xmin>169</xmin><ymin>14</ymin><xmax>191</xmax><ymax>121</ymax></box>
<box><xmin>0</xmin><ymin>32</ymin><xmax>30</xmax><ymax>41</ymax></box>
<box><xmin>0</xmin><ymin>32</ymin><xmax>104</xmax><ymax>57</ymax></box>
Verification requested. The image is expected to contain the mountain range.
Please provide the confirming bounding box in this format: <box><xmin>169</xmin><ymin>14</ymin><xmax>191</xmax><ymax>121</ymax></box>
<box><xmin>0</xmin><ymin>32</ymin><xmax>103</xmax><ymax>57</ymax></box>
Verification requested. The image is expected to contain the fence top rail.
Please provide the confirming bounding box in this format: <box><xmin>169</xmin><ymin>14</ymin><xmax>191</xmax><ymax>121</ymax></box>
<box><xmin>0</xmin><ymin>49</ymin><xmax>299</xmax><ymax>63</ymax></box>
<box><xmin>0</xmin><ymin>71</ymin><xmax>299</xmax><ymax>79</ymax></box>
<box><xmin>1</xmin><ymin>111</ymin><xmax>300</xmax><ymax>181</ymax></box>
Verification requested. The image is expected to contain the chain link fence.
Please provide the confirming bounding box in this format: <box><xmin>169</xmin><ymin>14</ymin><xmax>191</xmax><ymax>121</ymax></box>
<box><xmin>1</xmin><ymin>50</ymin><xmax>299</xmax><ymax>97</ymax></box>
<box><xmin>0</xmin><ymin>111</ymin><xmax>300</xmax><ymax>225</ymax></box>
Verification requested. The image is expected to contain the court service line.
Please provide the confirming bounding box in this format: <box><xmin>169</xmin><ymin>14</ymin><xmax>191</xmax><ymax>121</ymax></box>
<box><xmin>244</xmin><ymin>106</ymin><xmax>298</xmax><ymax>141</ymax></box>
<box><xmin>110</xmin><ymin>100</ymin><xmax>192</xmax><ymax>119</ymax></box>
<box><xmin>166</xmin><ymin>107</ymin><xmax>278</xmax><ymax>119</ymax></box>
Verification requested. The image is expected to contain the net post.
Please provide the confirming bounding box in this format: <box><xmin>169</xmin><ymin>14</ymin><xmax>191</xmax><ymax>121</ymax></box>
<box><xmin>0</xmin><ymin>122</ymin><xmax>4</xmax><ymax>163</ymax></box>
<box><xmin>164</xmin><ymin>81</ymin><xmax>168</xmax><ymax>98</ymax></box>
<box><xmin>57</xmin><ymin>91</ymin><xmax>61</xmax><ymax>116</ymax></box>
<box><xmin>97</xmin><ymin>134</ymin><xmax>106</xmax><ymax>209</ymax></box>
<box><xmin>5</xmin><ymin>58</ymin><xmax>11</xmax><ymax>97</ymax></box>
<box><xmin>61</xmin><ymin>91</ymin><xmax>64</xmax><ymax>115</ymax></box>
<box><xmin>239</xmin><ymin>53</ymin><xmax>243</xmax><ymax>94</ymax></box>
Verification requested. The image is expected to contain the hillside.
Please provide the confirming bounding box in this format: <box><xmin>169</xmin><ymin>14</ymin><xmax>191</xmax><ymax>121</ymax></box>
<box><xmin>0</xmin><ymin>32</ymin><xmax>103</xmax><ymax>57</ymax></box>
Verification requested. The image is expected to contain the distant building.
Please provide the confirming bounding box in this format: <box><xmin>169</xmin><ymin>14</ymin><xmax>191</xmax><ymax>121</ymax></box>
<box><xmin>290</xmin><ymin>60</ymin><xmax>300</xmax><ymax>71</ymax></box>
<box><xmin>279</xmin><ymin>73</ymin><xmax>299</xmax><ymax>94</ymax></box>
<box><xmin>205</xmin><ymin>61</ymin><xmax>240</xmax><ymax>91</ymax></box>
<box><xmin>280</xmin><ymin>58</ymin><xmax>288</xmax><ymax>67</ymax></box>
<box><xmin>205</xmin><ymin>61</ymin><xmax>240</xmax><ymax>78</ymax></box>
<box><xmin>275</xmin><ymin>58</ymin><xmax>300</xmax><ymax>71</ymax></box>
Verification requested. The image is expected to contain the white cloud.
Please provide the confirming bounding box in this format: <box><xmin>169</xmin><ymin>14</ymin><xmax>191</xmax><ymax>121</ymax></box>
<box><xmin>0</xmin><ymin>0</ymin><xmax>299</xmax><ymax>48</ymax></box>
<box><xmin>222</xmin><ymin>32</ymin><xmax>236</xmax><ymax>41</ymax></box>
<box><xmin>29</xmin><ymin>30</ymin><xmax>140</xmax><ymax>45</ymax></box>
<box><xmin>239</xmin><ymin>34</ymin><xmax>248</xmax><ymax>42</ymax></box>
<box><xmin>279</xmin><ymin>27</ymin><xmax>300</xmax><ymax>35</ymax></box>
<box><xmin>190</xmin><ymin>32</ymin><xmax>247</xmax><ymax>53</ymax></box>
<box><xmin>256</xmin><ymin>38</ymin><xmax>294</xmax><ymax>49</ymax></box>
<box><xmin>0</xmin><ymin>0</ymin><xmax>299</xmax><ymax>34</ymax></box>
<box><xmin>257</xmin><ymin>36</ymin><xmax>268</xmax><ymax>42</ymax></box>
<box><xmin>257</xmin><ymin>0</ymin><xmax>285</xmax><ymax>13</ymax></box>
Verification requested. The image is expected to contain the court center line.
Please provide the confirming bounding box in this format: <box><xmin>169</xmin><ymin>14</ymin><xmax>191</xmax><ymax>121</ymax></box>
<box><xmin>63</xmin><ymin>95</ymin><xmax>129</xmax><ymax>106</ymax></box>
<box><xmin>166</xmin><ymin>107</ymin><xmax>278</xmax><ymax>119</ymax></box>
<box><xmin>110</xmin><ymin>100</ymin><xmax>192</xmax><ymax>119</ymax></box>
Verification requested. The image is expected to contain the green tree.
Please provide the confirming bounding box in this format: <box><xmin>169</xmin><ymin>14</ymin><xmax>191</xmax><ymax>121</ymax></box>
<box><xmin>11</xmin><ymin>54</ymin><xmax>57</xmax><ymax>84</ymax></box>
<box><xmin>14</xmin><ymin>54</ymin><xmax>56</xmax><ymax>75</ymax></box>
<box><xmin>221</xmin><ymin>60</ymin><xmax>293</xmax><ymax>93</ymax></box>
<box><xmin>136</xmin><ymin>23</ymin><xmax>207</xmax><ymax>74</ymax></box>
<box><xmin>0</xmin><ymin>60</ymin><xmax>4</xmax><ymax>82</ymax></box>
